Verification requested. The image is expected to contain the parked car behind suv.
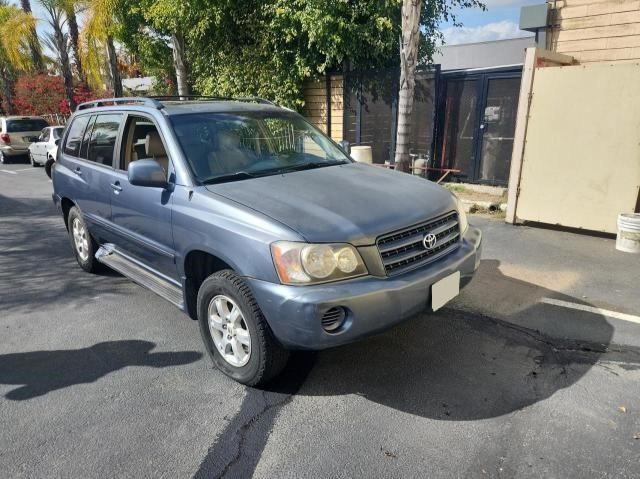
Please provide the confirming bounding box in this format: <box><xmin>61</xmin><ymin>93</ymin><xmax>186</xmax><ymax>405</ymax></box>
<box><xmin>52</xmin><ymin>97</ymin><xmax>482</xmax><ymax>386</ymax></box>
<box><xmin>0</xmin><ymin>116</ymin><xmax>49</xmax><ymax>163</ymax></box>
<box><xmin>28</xmin><ymin>126</ymin><xmax>65</xmax><ymax>175</ymax></box>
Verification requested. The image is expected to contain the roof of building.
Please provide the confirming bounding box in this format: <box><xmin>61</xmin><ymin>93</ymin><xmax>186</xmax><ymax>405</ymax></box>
<box><xmin>433</xmin><ymin>36</ymin><xmax>535</xmax><ymax>71</ymax></box>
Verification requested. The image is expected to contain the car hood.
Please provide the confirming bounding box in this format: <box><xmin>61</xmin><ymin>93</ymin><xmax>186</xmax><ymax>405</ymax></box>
<box><xmin>205</xmin><ymin>162</ymin><xmax>457</xmax><ymax>245</ymax></box>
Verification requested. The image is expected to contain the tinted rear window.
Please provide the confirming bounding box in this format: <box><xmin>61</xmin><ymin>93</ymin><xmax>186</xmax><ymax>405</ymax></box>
<box><xmin>63</xmin><ymin>116</ymin><xmax>90</xmax><ymax>157</ymax></box>
<box><xmin>87</xmin><ymin>114</ymin><xmax>122</xmax><ymax>166</ymax></box>
<box><xmin>6</xmin><ymin>119</ymin><xmax>49</xmax><ymax>132</ymax></box>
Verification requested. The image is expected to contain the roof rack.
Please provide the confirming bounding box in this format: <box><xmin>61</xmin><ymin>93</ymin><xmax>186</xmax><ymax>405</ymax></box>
<box><xmin>148</xmin><ymin>95</ymin><xmax>276</xmax><ymax>105</ymax></box>
<box><xmin>76</xmin><ymin>97</ymin><xmax>164</xmax><ymax>111</ymax></box>
<box><xmin>76</xmin><ymin>95</ymin><xmax>276</xmax><ymax>112</ymax></box>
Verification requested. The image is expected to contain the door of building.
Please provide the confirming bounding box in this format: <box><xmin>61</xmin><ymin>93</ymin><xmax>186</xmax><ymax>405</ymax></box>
<box><xmin>436</xmin><ymin>68</ymin><xmax>521</xmax><ymax>185</ymax></box>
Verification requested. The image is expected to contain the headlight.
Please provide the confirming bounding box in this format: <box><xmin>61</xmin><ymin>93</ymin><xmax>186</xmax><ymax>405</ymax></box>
<box><xmin>271</xmin><ymin>241</ymin><xmax>368</xmax><ymax>285</ymax></box>
<box><xmin>456</xmin><ymin>197</ymin><xmax>469</xmax><ymax>233</ymax></box>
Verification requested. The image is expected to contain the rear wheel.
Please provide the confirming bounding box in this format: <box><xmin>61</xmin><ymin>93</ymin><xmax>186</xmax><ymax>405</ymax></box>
<box><xmin>197</xmin><ymin>270</ymin><xmax>289</xmax><ymax>386</ymax></box>
<box><xmin>45</xmin><ymin>158</ymin><xmax>54</xmax><ymax>178</ymax></box>
<box><xmin>67</xmin><ymin>206</ymin><xmax>99</xmax><ymax>273</ymax></box>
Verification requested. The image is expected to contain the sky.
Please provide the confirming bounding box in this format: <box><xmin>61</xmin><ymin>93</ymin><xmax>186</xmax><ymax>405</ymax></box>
<box><xmin>440</xmin><ymin>0</ymin><xmax>540</xmax><ymax>45</ymax></box>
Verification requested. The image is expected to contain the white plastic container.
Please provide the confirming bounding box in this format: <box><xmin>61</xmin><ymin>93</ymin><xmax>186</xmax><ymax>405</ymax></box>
<box><xmin>616</xmin><ymin>213</ymin><xmax>640</xmax><ymax>253</ymax></box>
<box><xmin>413</xmin><ymin>158</ymin><xmax>427</xmax><ymax>175</ymax></box>
<box><xmin>350</xmin><ymin>146</ymin><xmax>373</xmax><ymax>164</ymax></box>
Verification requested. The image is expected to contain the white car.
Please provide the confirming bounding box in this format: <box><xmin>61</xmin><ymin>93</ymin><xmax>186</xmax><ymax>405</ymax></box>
<box><xmin>28</xmin><ymin>126</ymin><xmax>65</xmax><ymax>177</ymax></box>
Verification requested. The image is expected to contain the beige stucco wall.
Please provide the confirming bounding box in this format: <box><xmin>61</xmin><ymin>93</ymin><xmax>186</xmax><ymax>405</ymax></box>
<box><xmin>515</xmin><ymin>62</ymin><xmax>640</xmax><ymax>233</ymax></box>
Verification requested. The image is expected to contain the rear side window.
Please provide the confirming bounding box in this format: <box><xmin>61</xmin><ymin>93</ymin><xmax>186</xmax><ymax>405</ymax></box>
<box><xmin>87</xmin><ymin>114</ymin><xmax>122</xmax><ymax>167</ymax></box>
<box><xmin>63</xmin><ymin>116</ymin><xmax>90</xmax><ymax>157</ymax></box>
<box><xmin>6</xmin><ymin>118</ymin><xmax>49</xmax><ymax>132</ymax></box>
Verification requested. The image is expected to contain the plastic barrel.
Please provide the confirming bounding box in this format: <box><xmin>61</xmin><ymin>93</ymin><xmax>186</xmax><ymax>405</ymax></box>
<box><xmin>350</xmin><ymin>146</ymin><xmax>373</xmax><ymax>164</ymax></box>
<box><xmin>616</xmin><ymin>213</ymin><xmax>640</xmax><ymax>253</ymax></box>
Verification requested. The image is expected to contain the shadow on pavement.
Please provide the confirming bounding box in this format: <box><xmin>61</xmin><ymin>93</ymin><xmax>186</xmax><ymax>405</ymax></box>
<box><xmin>0</xmin><ymin>340</ymin><xmax>202</xmax><ymax>401</ymax></box>
<box><xmin>0</xmin><ymin>195</ymin><xmax>128</xmax><ymax>313</ymax></box>
<box><xmin>198</xmin><ymin>259</ymin><xmax>639</xmax><ymax>476</ymax></box>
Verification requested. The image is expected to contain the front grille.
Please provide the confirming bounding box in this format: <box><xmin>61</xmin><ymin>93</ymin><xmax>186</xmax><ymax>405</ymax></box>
<box><xmin>377</xmin><ymin>212</ymin><xmax>460</xmax><ymax>276</ymax></box>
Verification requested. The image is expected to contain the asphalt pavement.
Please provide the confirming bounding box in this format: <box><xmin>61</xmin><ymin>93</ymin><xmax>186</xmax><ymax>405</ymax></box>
<box><xmin>1</xmin><ymin>161</ymin><xmax>639</xmax><ymax>478</ymax></box>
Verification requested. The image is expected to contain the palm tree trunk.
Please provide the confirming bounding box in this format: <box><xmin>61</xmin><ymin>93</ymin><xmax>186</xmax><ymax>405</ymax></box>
<box><xmin>394</xmin><ymin>0</ymin><xmax>422</xmax><ymax>173</ymax></box>
<box><xmin>172</xmin><ymin>31</ymin><xmax>189</xmax><ymax>97</ymax></box>
<box><xmin>106</xmin><ymin>36</ymin><xmax>123</xmax><ymax>97</ymax></box>
<box><xmin>0</xmin><ymin>63</ymin><xmax>15</xmax><ymax>114</ymax></box>
<box><xmin>20</xmin><ymin>0</ymin><xmax>45</xmax><ymax>72</ymax></box>
<box><xmin>53</xmin><ymin>23</ymin><xmax>76</xmax><ymax>111</ymax></box>
<box><xmin>65</xmin><ymin>6</ymin><xmax>85</xmax><ymax>84</ymax></box>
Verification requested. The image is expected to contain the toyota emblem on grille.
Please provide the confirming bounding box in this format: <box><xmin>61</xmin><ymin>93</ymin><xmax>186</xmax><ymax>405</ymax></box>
<box><xmin>423</xmin><ymin>233</ymin><xmax>437</xmax><ymax>250</ymax></box>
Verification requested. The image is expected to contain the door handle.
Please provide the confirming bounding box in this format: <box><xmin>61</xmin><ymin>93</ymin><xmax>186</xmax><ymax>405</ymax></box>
<box><xmin>110</xmin><ymin>182</ymin><xmax>123</xmax><ymax>193</ymax></box>
<box><xmin>74</xmin><ymin>167</ymin><xmax>82</xmax><ymax>176</ymax></box>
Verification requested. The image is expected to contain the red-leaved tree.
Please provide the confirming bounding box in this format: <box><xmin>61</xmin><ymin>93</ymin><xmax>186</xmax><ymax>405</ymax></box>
<box><xmin>13</xmin><ymin>74</ymin><xmax>99</xmax><ymax>115</ymax></box>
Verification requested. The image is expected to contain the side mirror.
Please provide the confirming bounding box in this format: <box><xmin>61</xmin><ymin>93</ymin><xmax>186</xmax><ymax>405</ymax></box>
<box><xmin>128</xmin><ymin>159</ymin><xmax>168</xmax><ymax>188</ymax></box>
<box><xmin>54</xmin><ymin>139</ymin><xmax>60</xmax><ymax>145</ymax></box>
<box><xmin>338</xmin><ymin>140</ymin><xmax>351</xmax><ymax>155</ymax></box>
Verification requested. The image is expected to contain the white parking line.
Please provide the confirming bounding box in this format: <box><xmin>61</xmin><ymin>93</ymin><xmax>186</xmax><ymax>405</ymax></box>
<box><xmin>541</xmin><ymin>297</ymin><xmax>640</xmax><ymax>325</ymax></box>
<box><xmin>13</xmin><ymin>167</ymin><xmax>37</xmax><ymax>172</ymax></box>
<box><xmin>0</xmin><ymin>169</ymin><xmax>17</xmax><ymax>174</ymax></box>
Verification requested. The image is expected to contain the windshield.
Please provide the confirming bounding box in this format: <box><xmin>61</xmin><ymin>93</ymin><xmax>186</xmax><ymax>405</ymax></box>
<box><xmin>170</xmin><ymin>111</ymin><xmax>351</xmax><ymax>183</ymax></box>
<box><xmin>6</xmin><ymin>118</ymin><xmax>49</xmax><ymax>132</ymax></box>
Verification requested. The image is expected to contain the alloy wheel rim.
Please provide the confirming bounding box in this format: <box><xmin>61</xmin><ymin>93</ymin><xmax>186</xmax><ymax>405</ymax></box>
<box><xmin>72</xmin><ymin>217</ymin><xmax>89</xmax><ymax>261</ymax></box>
<box><xmin>207</xmin><ymin>295</ymin><xmax>251</xmax><ymax>367</ymax></box>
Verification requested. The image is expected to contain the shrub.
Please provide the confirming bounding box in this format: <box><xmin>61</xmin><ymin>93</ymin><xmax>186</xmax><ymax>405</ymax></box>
<box><xmin>13</xmin><ymin>74</ymin><xmax>100</xmax><ymax>115</ymax></box>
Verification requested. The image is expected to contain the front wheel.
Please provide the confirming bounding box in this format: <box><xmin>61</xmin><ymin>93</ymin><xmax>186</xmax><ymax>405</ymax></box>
<box><xmin>197</xmin><ymin>270</ymin><xmax>289</xmax><ymax>386</ymax></box>
<box><xmin>29</xmin><ymin>152</ymin><xmax>38</xmax><ymax>167</ymax></box>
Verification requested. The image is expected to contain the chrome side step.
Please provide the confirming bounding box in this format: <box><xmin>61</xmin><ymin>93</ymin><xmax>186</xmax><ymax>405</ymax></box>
<box><xmin>96</xmin><ymin>245</ymin><xmax>184</xmax><ymax>308</ymax></box>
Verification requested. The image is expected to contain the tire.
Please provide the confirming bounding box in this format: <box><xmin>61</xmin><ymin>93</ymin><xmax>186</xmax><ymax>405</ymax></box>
<box><xmin>0</xmin><ymin>152</ymin><xmax>6</xmax><ymax>164</ymax></box>
<box><xmin>45</xmin><ymin>159</ymin><xmax>54</xmax><ymax>178</ymax></box>
<box><xmin>67</xmin><ymin>206</ymin><xmax>100</xmax><ymax>273</ymax></box>
<box><xmin>197</xmin><ymin>270</ymin><xmax>289</xmax><ymax>386</ymax></box>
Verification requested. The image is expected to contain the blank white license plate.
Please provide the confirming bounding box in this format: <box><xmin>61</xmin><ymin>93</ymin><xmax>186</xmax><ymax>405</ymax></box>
<box><xmin>431</xmin><ymin>271</ymin><xmax>460</xmax><ymax>311</ymax></box>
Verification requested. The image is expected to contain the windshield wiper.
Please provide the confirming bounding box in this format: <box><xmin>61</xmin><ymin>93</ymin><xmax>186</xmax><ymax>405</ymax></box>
<box><xmin>201</xmin><ymin>171</ymin><xmax>258</xmax><ymax>184</ymax></box>
<box><xmin>274</xmin><ymin>160</ymin><xmax>347</xmax><ymax>174</ymax></box>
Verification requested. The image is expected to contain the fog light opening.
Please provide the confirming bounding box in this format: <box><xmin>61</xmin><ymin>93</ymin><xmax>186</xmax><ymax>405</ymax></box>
<box><xmin>321</xmin><ymin>307</ymin><xmax>347</xmax><ymax>333</ymax></box>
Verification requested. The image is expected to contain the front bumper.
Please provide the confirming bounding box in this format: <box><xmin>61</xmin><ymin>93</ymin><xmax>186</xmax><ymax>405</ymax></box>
<box><xmin>247</xmin><ymin>226</ymin><xmax>482</xmax><ymax>350</ymax></box>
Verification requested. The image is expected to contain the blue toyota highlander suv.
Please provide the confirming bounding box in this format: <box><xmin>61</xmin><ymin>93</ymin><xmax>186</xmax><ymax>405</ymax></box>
<box><xmin>52</xmin><ymin>96</ymin><xmax>482</xmax><ymax>386</ymax></box>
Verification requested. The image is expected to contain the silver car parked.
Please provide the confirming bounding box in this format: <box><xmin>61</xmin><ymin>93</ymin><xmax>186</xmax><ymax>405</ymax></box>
<box><xmin>0</xmin><ymin>116</ymin><xmax>50</xmax><ymax>163</ymax></box>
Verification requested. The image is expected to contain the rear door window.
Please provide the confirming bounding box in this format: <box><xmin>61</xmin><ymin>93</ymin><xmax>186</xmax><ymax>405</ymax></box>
<box><xmin>6</xmin><ymin>118</ymin><xmax>49</xmax><ymax>132</ymax></box>
<box><xmin>86</xmin><ymin>114</ymin><xmax>123</xmax><ymax>167</ymax></box>
<box><xmin>63</xmin><ymin>116</ymin><xmax>91</xmax><ymax>157</ymax></box>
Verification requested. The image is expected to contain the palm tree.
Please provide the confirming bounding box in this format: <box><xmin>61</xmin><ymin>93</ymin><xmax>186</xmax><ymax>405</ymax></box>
<box><xmin>80</xmin><ymin>0</ymin><xmax>122</xmax><ymax>97</ymax></box>
<box><xmin>37</xmin><ymin>0</ymin><xmax>76</xmax><ymax>110</ymax></box>
<box><xmin>394</xmin><ymin>0</ymin><xmax>422</xmax><ymax>173</ymax></box>
<box><xmin>19</xmin><ymin>0</ymin><xmax>45</xmax><ymax>72</ymax></box>
<box><xmin>172</xmin><ymin>30</ymin><xmax>189</xmax><ymax>97</ymax></box>
<box><xmin>64</xmin><ymin>1</ymin><xmax>85</xmax><ymax>84</ymax></box>
<box><xmin>0</xmin><ymin>2</ymin><xmax>38</xmax><ymax>113</ymax></box>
